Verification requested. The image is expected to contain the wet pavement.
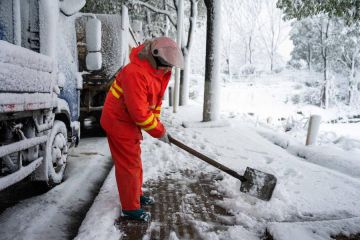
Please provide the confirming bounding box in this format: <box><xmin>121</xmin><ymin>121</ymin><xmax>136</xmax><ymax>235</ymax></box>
<box><xmin>116</xmin><ymin>170</ymin><xmax>235</xmax><ymax>239</ymax></box>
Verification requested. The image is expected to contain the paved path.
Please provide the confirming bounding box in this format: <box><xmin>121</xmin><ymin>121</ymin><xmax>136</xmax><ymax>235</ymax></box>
<box><xmin>116</xmin><ymin>170</ymin><xmax>234</xmax><ymax>239</ymax></box>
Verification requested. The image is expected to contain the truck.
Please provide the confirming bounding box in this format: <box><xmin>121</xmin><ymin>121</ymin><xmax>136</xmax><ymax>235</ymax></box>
<box><xmin>76</xmin><ymin>13</ymin><xmax>141</xmax><ymax>128</ymax></box>
<box><xmin>0</xmin><ymin>0</ymin><xmax>138</xmax><ymax>190</ymax></box>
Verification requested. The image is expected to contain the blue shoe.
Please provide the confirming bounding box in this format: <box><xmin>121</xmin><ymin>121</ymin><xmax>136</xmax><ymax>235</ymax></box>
<box><xmin>122</xmin><ymin>209</ymin><xmax>151</xmax><ymax>222</ymax></box>
<box><xmin>140</xmin><ymin>195</ymin><xmax>155</xmax><ymax>205</ymax></box>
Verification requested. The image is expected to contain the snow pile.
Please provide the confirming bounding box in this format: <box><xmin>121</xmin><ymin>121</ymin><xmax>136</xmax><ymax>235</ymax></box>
<box><xmin>268</xmin><ymin>217</ymin><xmax>360</xmax><ymax>240</ymax></box>
<box><xmin>74</xmin><ymin>169</ymin><xmax>122</xmax><ymax>240</ymax></box>
<box><xmin>258</xmin><ymin>127</ymin><xmax>360</xmax><ymax>178</ymax></box>
<box><xmin>182</xmin><ymin>119</ymin><xmax>231</xmax><ymax>128</ymax></box>
<box><xmin>0</xmin><ymin>138</ymin><xmax>112</xmax><ymax>240</ymax></box>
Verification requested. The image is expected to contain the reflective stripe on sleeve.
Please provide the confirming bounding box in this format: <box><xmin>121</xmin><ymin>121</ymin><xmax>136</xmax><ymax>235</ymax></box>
<box><xmin>110</xmin><ymin>87</ymin><xmax>120</xmax><ymax>99</ymax></box>
<box><xmin>113</xmin><ymin>81</ymin><xmax>123</xmax><ymax>93</ymax></box>
<box><xmin>136</xmin><ymin>114</ymin><xmax>155</xmax><ymax>126</ymax></box>
<box><xmin>143</xmin><ymin>118</ymin><xmax>158</xmax><ymax>131</ymax></box>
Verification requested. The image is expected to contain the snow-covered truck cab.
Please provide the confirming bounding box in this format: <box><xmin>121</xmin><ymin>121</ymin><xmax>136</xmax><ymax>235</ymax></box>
<box><xmin>0</xmin><ymin>0</ymin><xmax>101</xmax><ymax>190</ymax></box>
<box><xmin>77</xmin><ymin>8</ymin><xmax>140</xmax><ymax>126</ymax></box>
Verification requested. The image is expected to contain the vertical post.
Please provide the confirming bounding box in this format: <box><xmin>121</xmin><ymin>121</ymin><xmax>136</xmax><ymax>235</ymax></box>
<box><xmin>39</xmin><ymin>0</ymin><xmax>59</xmax><ymax>58</ymax></box>
<box><xmin>121</xmin><ymin>6</ymin><xmax>129</xmax><ymax>65</ymax></box>
<box><xmin>203</xmin><ymin>0</ymin><xmax>221</xmax><ymax>121</ymax></box>
<box><xmin>173</xmin><ymin>0</ymin><xmax>184</xmax><ymax>113</ymax></box>
<box><xmin>169</xmin><ymin>86</ymin><xmax>173</xmax><ymax>107</ymax></box>
<box><xmin>12</xmin><ymin>0</ymin><xmax>21</xmax><ymax>46</ymax></box>
<box><xmin>306</xmin><ymin>115</ymin><xmax>322</xmax><ymax>145</ymax></box>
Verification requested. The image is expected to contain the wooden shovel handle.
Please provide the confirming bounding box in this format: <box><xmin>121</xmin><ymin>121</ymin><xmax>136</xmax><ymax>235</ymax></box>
<box><xmin>168</xmin><ymin>135</ymin><xmax>247</xmax><ymax>182</ymax></box>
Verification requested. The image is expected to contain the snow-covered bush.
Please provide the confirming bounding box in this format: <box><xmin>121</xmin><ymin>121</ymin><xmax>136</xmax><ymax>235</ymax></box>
<box><xmin>305</xmin><ymin>81</ymin><xmax>320</xmax><ymax>87</ymax></box>
<box><xmin>294</xmin><ymin>84</ymin><xmax>303</xmax><ymax>90</ymax></box>
<box><xmin>303</xmin><ymin>88</ymin><xmax>320</xmax><ymax>105</ymax></box>
<box><xmin>273</xmin><ymin>67</ymin><xmax>284</xmax><ymax>73</ymax></box>
<box><xmin>189</xmin><ymin>74</ymin><xmax>204</xmax><ymax>102</ymax></box>
<box><xmin>291</xmin><ymin>94</ymin><xmax>301</xmax><ymax>104</ymax></box>
<box><xmin>240</xmin><ymin>64</ymin><xmax>256</xmax><ymax>76</ymax></box>
<box><xmin>333</xmin><ymin>137</ymin><xmax>360</xmax><ymax>151</ymax></box>
<box><xmin>287</xmin><ymin>59</ymin><xmax>304</xmax><ymax>70</ymax></box>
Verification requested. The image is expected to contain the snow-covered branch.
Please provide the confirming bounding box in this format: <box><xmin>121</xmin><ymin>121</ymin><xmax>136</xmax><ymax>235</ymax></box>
<box><xmin>132</xmin><ymin>0</ymin><xmax>177</xmax><ymax>28</ymax></box>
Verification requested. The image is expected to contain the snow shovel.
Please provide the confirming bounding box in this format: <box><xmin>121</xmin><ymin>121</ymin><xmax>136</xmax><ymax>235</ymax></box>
<box><xmin>168</xmin><ymin>135</ymin><xmax>277</xmax><ymax>201</ymax></box>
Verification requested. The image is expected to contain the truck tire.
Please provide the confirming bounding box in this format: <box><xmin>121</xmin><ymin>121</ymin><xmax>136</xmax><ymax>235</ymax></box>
<box><xmin>46</xmin><ymin>120</ymin><xmax>68</xmax><ymax>186</ymax></box>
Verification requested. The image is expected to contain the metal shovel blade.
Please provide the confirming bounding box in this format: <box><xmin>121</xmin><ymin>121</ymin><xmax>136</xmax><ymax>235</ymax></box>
<box><xmin>240</xmin><ymin>167</ymin><xmax>277</xmax><ymax>201</ymax></box>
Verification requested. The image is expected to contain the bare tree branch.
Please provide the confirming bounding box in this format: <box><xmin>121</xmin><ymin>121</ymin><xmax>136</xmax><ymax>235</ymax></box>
<box><xmin>132</xmin><ymin>0</ymin><xmax>177</xmax><ymax>28</ymax></box>
<box><xmin>185</xmin><ymin>0</ymin><xmax>198</xmax><ymax>51</ymax></box>
<box><xmin>172</xmin><ymin>0</ymin><xmax>178</xmax><ymax>12</ymax></box>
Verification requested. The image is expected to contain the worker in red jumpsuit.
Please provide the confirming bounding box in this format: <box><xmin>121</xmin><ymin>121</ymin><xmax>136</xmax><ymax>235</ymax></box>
<box><xmin>100</xmin><ymin>37</ymin><xmax>184</xmax><ymax>222</ymax></box>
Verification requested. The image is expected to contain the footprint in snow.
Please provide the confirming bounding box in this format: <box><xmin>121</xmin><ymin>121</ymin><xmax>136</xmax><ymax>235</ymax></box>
<box><xmin>239</xmin><ymin>155</ymin><xmax>248</xmax><ymax>160</ymax></box>
<box><xmin>284</xmin><ymin>168</ymin><xmax>298</xmax><ymax>177</ymax></box>
<box><xmin>264</xmin><ymin>156</ymin><xmax>274</xmax><ymax>164</ymax></box>
<box><xmin>245</xmin><ymin>148</ymin><xmax>268</xmax><ymax>155</ymax></box>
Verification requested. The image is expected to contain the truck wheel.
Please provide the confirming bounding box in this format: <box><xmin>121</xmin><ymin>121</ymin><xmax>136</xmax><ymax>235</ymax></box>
<box><xmin>46</xmin><ymin>120</ymin><xmax>68</xmax><ymax>186</ymax></box>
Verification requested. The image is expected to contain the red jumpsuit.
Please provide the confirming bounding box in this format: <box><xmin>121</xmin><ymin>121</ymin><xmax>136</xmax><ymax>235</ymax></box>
<box><xmin>100</xmin><ymin>44</ymin><xmax>171</xmax><ymax>210</ymax></box>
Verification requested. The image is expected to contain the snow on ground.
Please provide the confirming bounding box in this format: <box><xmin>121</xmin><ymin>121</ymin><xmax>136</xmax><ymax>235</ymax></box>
<box><xmin>74</xmin><ymin>168</ymin><xmax>121</xmax><ymax>240</ymax></box>
<box><xmin>76</xmin><ymin>70</ymin><xmax>360</xmax><ymax>239</ymax></box>
<box><xmin>76</xmin><ymin>101</ymin><xmax>360</xmax><ymax>239</ymax></box>
<box><xmin>268</xmin><ymin>217</ymin><xmax>360</xmax><ymax>240</ymax></box>
<box><xmin>0</xmin><ymin>138</ymin><xmax>112</xmax><ymax>240</ymax></box>
<box><xmin>258</xmin><ymin>127</ymin><xmax>360</xmax><ymax>178</ymax></box>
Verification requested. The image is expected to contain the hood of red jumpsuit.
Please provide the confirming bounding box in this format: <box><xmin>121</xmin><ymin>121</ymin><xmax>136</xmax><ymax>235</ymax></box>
<box><xmin>129</xmin><ymin>44</ymin><xmax>172</xmax><ymax>99</ymax></box>
<box><xmin>129</xmin><ymin>44</ymin><xmax>172</xmax><ymax>82</ymax></box>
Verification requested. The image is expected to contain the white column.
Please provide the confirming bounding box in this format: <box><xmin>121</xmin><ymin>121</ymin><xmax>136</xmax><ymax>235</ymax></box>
<box><xmin>121</xmin><ymin>6</ymin><xmax>129</xmax><ymax>65</ymax></box>
<box><xmin>39</xmin><ymin>0</ymin><xmax>59</xmax><ymax>58</ymax></box>
<box><xmin>173</xmin><ymin>0</ymin><xmax>184</xmax><ymax>113</ymax></box>
<box><xmin>305</xmin><ymin>115</ymin><xmax>322</xmax><ymax>145</ymax></box>
<box><xmin>12</xmin><ymin>0</ymin><xmax>21</xmax><ymax>46</ymax></box>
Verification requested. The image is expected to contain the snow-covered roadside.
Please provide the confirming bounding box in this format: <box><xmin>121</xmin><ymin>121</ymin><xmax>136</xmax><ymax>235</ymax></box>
<box><xmin>74</xmin><ymin>104</ymin><xmax>360</xmax><ymax>240</ymax></box>
<box><xmin>257</xmin><ymin>127</ymin><xmax>360</xmax><ymax>178</ymax></box>
<box><xmin>74</xmin><ymin>168</ymin><xmax>122</xmax><ymax>240</ymax></box>
<box><xmin>0</xmin><ymin>138</ymin><xmax>112</xmax><ymax>240</ymax></box>
<box><xmin>268</xmin><ymin>217</ymin><xmax>360</xmax><ymax>240</ymax></box>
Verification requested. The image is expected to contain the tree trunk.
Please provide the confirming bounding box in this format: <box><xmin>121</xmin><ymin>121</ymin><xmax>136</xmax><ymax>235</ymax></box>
<box><xmin>146</xmin><ymin>9</ymin><xmax>152</xmax><ymax>37</ymax></box>
<box><xmin>203</xmin><ymin>0</ymin><xmax>221</xmax><ymax>122</ymax></box>
<box><xmin>179</xmin><ymin>0</ymin><xmax>197</xmax><ymax>106</ymax></box>
<box><xmin>270</xmin><ymin>26</ymin><xmax>275</xmax><ymax>72</ymax></box>
<box><xmin>320</xmin><ymin>56</ymin><xmax>328</xmax><ymax>108</ymax></box>
<box><xmin>244</xmin><ymin>44</ymin><xmax>248</xmax><ymax>64</ymax></box>
<box><xmin>307</xmin><ymin>43</ymin><xmax>312</xmax><ymax>71</ymax></box>
<box><xmin>320</xmin><ymin>18</ymin><xmax>330</xmax><ymax>109</ymax></box>
<box><xmin>249</xmin><ymin>36</ymin><xmax>253</xmax><ymax>64</ymax></box>
<box><xmin>164</xmin><ymin>0</ymin><xmax>170</xmax><ymax>36</ymax></box>
<box><xmin>348</xmin><ymin>48</ymin><xmax>359</xmax><ymax>105</ymax></box>
<box><xmin>173</xmin><ymin>0</ymin><xmax>184</xmax><ymax>113</ymax></box>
